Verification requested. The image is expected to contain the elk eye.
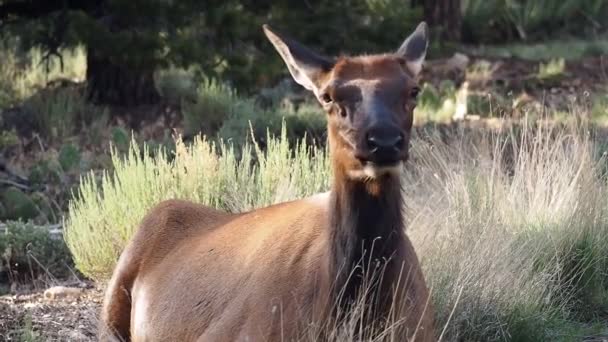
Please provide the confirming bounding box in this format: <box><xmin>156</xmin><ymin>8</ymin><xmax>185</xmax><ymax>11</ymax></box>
<box><xmin>320</xmin><ymin>93</ymin><xmax>333</xmax><ymax>104</ymax></box>
<box><xmin>410</xmin><ymin>87</ymin><xmax>421</xmax><ymax>99</ymax></box>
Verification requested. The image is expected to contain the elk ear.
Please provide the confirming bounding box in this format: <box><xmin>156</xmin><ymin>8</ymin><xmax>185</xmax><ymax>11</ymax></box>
<box><xmin>397</xmin><ymin>22</ymin><xmax>429</xmax><ymax>76</ymax></box>
<box><xmin>263</xmin><ymin>24</ymin><xmax>334</xmax><ymax>96</ymax></box>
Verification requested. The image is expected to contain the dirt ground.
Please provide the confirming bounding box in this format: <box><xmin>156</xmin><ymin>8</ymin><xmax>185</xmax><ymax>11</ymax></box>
<box><xmin>0</xmin><ymin>284</ymin><xmax>101</xmax><ymax>341</ymax></box>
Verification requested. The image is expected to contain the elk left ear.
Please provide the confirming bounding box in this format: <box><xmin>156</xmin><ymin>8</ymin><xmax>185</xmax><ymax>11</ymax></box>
<box><xmin>263</xmin><ymin>24</ymin><xmax>334</xmax><ymax>97</ymax></box>
<box><xmin>397</xmin><ymin>22</ymin><xmax>429</xmax><ymax>76</ymax></box>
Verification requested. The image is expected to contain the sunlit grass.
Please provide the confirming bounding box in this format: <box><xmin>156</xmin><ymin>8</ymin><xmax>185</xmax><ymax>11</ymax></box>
<box><xmin>0</xmin><ymin>39</ymin><xmax>86</xmax><ymax>108</ymax></box>
<box><xmin>537</xmin><ymin>58</ymin><xmax>566</xmax><ymax>80</ymax></box>
<box><xmin>407</xmin><ymin>116</ymin><xmax>608</xmax><ymax>340</ymax></box>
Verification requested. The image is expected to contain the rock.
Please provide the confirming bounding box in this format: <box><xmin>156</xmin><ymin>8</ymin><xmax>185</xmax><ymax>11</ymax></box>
<box><xmin>23</xmin><ymin>302</ymin><xmax>39</xmax><ymax>309</ymax></box>
<box><xmin>44</xmin><ymin>286</ymin><xmax>84</xmax><ymax>300</ymax></box>
<box><xmin>446</xmin><ymin>52</ymin><xmax>470</xmax><ymax>72</ymax></box>
<box><xmin>70</xmin><ymin>330</ymin><xmax>88</xmax><ymax>340</ymax></box>
<box><xmin>58</xmin><ymin>328</ymin><xmax>88</xmax><ymax>341</ymax></box>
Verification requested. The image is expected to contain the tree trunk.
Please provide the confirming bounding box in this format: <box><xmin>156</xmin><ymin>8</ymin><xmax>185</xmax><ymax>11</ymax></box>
<box><xmin>86</xmin><ymin>47</ymin><xmax>159</xmax><ymax>107</ymax></box>
<box><xmin>422</xmin><ymin>0</ymin><xmax>462</xmax><ymax>41</ymax></box>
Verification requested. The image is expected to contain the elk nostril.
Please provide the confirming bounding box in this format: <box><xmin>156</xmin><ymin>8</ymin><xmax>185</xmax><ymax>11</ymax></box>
<box><xmin>367</xmin><ymin>134</ymin><xmax>404</xmax><ymax>151</ymax></box>
<box><xmin>366</xmin><ymin>134</ymin><xmax>379</xmax><ymax>152</ymax></box>
<box><xmin>394</xmin><ymin>134</ymin><xmax>405</xmax><ymax>149</ymax></box>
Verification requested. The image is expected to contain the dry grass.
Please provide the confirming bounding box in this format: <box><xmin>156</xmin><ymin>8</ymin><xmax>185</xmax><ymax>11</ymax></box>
<box><xmin>407</xmin><ymin>116</ymin><xmax>608</xmax><ymax>340</ymax></box>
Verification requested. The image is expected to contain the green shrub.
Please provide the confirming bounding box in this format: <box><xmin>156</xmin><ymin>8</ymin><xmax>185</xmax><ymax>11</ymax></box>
<box><xmin>155</xmin><ymin>67</ymin><xmax>198</xmax><ymax>106</ymax></box>
<box><xmin>0</xmin><ymin>129</ymin><xmax>19</xmax><ymax>150</ymax></box>
<box><xmin>110</xmin><ymin>127</ymin><xmax>130</xmax><ymax>153</ymax></box>
<box><xmin>22</xmin><ymin>86</ymin><xmax>107</xmax><ymax>141</ymax></box>
<box><xmin>58</xmin><ymin>144</ymin><xmax>81</xmax><ymax>172</ymax></box>
<box><xmin>590</xmin><ymin>94</ymin><xmax>608</xmax><ymax>125</ymax></box>
<box><xmin>183</xmin><ymin>78</ymin><xmax>326</xmax><ymax>146</ymax></box>
<box><xmin>23</xmin><ymin>88</ymin><xmax>84</xmax><ymax>141</ymax></box>
<box><xmin>183</xmin><ymin>78</ymin><xmax>258</xmax><ymax>137</ymax></box>
<box><xmin>462</xmin><ymin>0</ymin><xmax>608</xmax><ymax>43</ymax></box>
<box><xmin>0</xmin><ymin>221</ymin><xmax>73</xmax><ymax>286</ymax></box>
<box><xmin>65</xmin><ymin>125</ymin><xmax>330</xmax><ymax>279</ymax></box>
<box><xmin>281</xmin><ymin>102</ymin><xmax>327</xmax><ymax>143</ymax></box>
<box><xmin>0</xmin><ymin>188</ymin><xmax>38</xmax><ymax>221</ymax></box>
<box><xmin>18</xmin><ymin>314</ymin><xmax>40</xmax><ymax>342</ymax></box>
<box><xmin>537</xmin><ymin>58</ymin><xmax>566</xmax><ymax>80</ymax></box>
<box><xmin>414</xmin><ymin>81</ymin><xmax>460</xmax><ymax>123</ymax></box>
<box><xmin>470</xmin><ymin>38</ymin><xmax>608</xmax><ymax>61</ymax></box>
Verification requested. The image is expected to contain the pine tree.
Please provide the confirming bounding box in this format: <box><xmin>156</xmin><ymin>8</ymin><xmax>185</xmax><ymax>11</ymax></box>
<box><xmin>0</xmin><ymin>0</ymin><xmax>217</xmax><ymax>106</ymax></box>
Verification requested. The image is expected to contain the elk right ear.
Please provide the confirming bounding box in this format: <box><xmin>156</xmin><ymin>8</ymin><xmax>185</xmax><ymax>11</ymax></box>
<box><xmin>397</xmin><ymin>22</ymin><xmax>429</xmax><ymax>76</ymax></box>
<box><xmin>263</xmin><ymin>25</ymin><xmax>334</xmax><ymax>96</ymax></box>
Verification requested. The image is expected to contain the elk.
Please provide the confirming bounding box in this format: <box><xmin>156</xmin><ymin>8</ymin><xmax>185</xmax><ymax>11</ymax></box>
<box><xmin>100</xmin><ymin>22</ymin><xmax>435</xmax><ymax>341</ymax></box>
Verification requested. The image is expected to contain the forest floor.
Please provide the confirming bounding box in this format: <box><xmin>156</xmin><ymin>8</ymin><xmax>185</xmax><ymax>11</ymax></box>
<box><xmin>0</xmin><ymin>282</ymin><xmax>101</xmax><ymax>341</ymax></box>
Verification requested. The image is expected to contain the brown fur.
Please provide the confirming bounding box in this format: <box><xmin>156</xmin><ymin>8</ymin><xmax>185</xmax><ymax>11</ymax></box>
<box><xmin>100</xmin><ymin>40</ymin><xmax>434</xmax><ymax>342</ymax></box>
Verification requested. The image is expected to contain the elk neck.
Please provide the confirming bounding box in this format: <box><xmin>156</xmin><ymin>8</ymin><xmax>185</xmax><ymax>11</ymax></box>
<box><xmin>327</xmin><ymin>144</ymin><xmax>406</xmax><ymax>306</ymax></box>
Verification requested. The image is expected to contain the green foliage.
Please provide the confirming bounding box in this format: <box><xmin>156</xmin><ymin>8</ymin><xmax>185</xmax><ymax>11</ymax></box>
<box><xmin>590</xmin><ymin>94</ymin><xmax>608</xmax><ymax>125</ymax></box>
<box><xmin>23</xmin><ymin>88</ymin><xmax>83</xmax><ymax>141</ymax></box>
<box><xmin>0</xmin><ymin>129</ymin><xmax>19</xmax><ymax>150</ymax></box>
<box><xmin>0</xmin><ymin>221</ymin><xmax>73</xmax><ymax>284</ymax></box>
<box><xmin>0</xmin><ymin>40</ymin><xmax>86</xmax><ymax>109</ymax></box>
<box><xmin>462</xmin><ymin>0</ymin><xmax>608</xmax><ymax>43</ymax></box>
<box><xmin>3</xmin><ymin>1</ymin><xmax>211</xmax><ymax>69</ymax></box>
<box><xmin>25</xmin><ymin>150</ymin><xmax>89</xmax><ymax>223</ymax></box>
<box><xmin>58</xmin><ymin>144</ymin><xmax>81</xmax><ymax>172</ymax></box>
<box><xmin>537</xmin><ymin>58</ymin><xmax>566</xmax><ymax>80</ymax></box>
<box><xmin>200</xmin><ymin>0</ymin><xmax>423</xmax><ymax>91</ymax></box>
<box><xmin>414</xmin><ymin>81</ymin><xmax>461</xmax><ymax>123</ymax></box>
<box><xmin>22</xmin><ymin>86</ymin><xmax>107</xmax><ymax>141</ymax></box>
<box><xmin>182</xmin><ymin>78</ymin><xmax>244</xmax><ymax>137</ymax></box>
<box><xmin>17</xmin><ymin>315</ymin><xmax>40</xmax><ymax>342</ymax></box>
<box><xmin>155</xmin><ymin>67</ymin><xmax>198</xmax><ymax>106</ymax></box>
<box><xmin>28</xmin><ymin>158</ymin><xmax>63</xmax><ymax>186</ymax></box>
<box><xmin>466</xmin><ymin>93</ymin><xmax>493</xmax><ymax>116</ymax></box>
<box><xmin>110</xmin><ymin>127</ymin><xmax>131</xmax><ymax>153</ymax></box>
<box><xmin>0</xmin><ymin>188</ymin><xmax>38</xmax><ymax>221</ymax></box>
<box><xmin>1</xmin><ymin>0</ymin><xmax>423</xmax><ymax>94</ymax></box>
<box><xmin>281</xmin><ymin>102</ymin><xmax>327</xmax><ymax>143</ymax></box>
<box><xmin>0</xmin><ymin>37</ymin><xmax>86</xmax><ymax>109</ymax></box>
<box><xmin>180</xmin><ymin>76</ymin><xmax>325</xmax><ymax>145</ymax></box>
<box><xmin>471</xmin><ymin>38</ymin><xmax>608</xmax><ymax>61</ymax></box>
<box><xmin>217</xmin><ymin>100</ymin><xmax>327</xmax><ymax>148</ymax></box>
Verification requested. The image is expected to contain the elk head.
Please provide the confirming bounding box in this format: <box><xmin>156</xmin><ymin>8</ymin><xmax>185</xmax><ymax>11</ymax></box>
<box><xmin>264</xmin><ymin>23</ymin><xmax>428</xmax><ymax>182</ymax></box>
